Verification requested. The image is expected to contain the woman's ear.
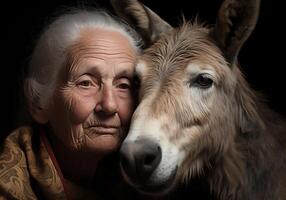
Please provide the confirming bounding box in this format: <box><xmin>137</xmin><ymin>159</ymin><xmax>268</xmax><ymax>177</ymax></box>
<box><xmin>24</xmin><ymin>79</ymin><xmax>49</xmax><ymax>124</ymax></box>
<box><xmin>27</xmin><ymin>102</ymin><xmax>49</xmax><ymax>124</ymax></box>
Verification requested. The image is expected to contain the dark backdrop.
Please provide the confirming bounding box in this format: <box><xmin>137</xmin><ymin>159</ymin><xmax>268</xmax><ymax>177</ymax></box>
<box><xmin>2</xmin><ymin>0</ymin><xmax>285</xmax><ymax>140</ymax></box>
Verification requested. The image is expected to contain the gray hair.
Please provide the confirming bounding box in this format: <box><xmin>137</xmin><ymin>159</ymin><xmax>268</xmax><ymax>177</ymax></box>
<box><xmin>25</xmin><ymin>9</ymin><xmax>141</xmax><ymax>110</ymax></box>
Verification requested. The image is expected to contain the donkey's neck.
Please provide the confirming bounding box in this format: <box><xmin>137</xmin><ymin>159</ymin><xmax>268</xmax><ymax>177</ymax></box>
<box><xmin>211</xmin><ymin>105</ymin><xmax>286</xmax><ymax>200</ymax></box>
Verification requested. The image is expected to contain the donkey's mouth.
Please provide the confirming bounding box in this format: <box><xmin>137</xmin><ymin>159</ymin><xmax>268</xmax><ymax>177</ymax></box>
<box><xmin>133</xmin><ymin>166</ymin><xmax>178</xmax><ymax>195</ymax></box>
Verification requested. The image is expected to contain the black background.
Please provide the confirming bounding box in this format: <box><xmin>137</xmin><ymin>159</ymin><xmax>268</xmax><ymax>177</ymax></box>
<box><xmin>2</xmin><ymin>0</ymin><xmax>285</xmax><ymax>139</ymax></box>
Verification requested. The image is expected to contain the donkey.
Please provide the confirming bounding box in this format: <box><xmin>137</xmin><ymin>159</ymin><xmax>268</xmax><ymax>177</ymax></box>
<box><xmin>111</xmin><ymin>0</ymin><xmax>286</xmax><ymax>199</ymax></box>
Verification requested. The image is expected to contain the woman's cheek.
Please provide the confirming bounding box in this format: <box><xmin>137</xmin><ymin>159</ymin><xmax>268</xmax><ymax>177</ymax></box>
<box><xmin>70</xmin><ymin>95</ymin><xmax>96</xmax><ymax>124</ymax></box>
<box><xmin>118</xmin><ymin>96</ymin><xmax>135</xmax><ymax>125</ymax></box>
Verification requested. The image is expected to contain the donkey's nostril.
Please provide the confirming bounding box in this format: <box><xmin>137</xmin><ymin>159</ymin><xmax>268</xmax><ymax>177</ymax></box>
<box><xmin>137</xmin><ymin>144</ymin><xmax>162</xmax><ymax>180</ymax></box>
<box><xmin>144</xmin><ymin>154</ymin><xmax>156</xmax><ymax>166</ymax></box>
<box><xmin>120</xmin><ymin>139</ymin><xmax>162</xmax><ymax>184</ymax></box>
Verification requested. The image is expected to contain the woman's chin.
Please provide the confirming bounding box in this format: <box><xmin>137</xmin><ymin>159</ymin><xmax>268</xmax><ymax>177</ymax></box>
<box><xmin>85</xmin><ymin>134</ymin><xmax>122</xmax><ymax>153</ymax></box>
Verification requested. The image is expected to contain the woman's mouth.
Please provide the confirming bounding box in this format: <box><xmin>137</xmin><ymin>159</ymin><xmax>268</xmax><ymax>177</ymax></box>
<box><xmin>87</xmin><ymin>125</ymin><xmax>119</xmax><ymax>135</ymax></box>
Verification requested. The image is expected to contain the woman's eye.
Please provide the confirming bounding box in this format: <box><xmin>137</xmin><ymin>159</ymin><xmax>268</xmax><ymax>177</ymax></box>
<box><xmin>118</xmin><ymin>83</ymin><xmax>131</xmax><ymax>90</ymax></box>
<box><xmin>116</xmin><ymin>78</ymin><xmax>132</xmax><ymax>91</ymax></box>
<box><xmin>193</xmin><ymin>74</ymin><xmax>213</xmax><ymax>89</ymax></box>
<box><xmin>78</xmin><ymin>80</ymin><xmax>92</xmax><ymax>88</ymax></box>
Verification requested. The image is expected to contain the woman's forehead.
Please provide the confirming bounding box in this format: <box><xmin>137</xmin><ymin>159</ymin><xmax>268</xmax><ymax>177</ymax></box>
<box><xmin>77</xmin><ymin>28</ymin><xmax>135</xmax><ymax>50</ymax></box>
<box><xmin>63</xmin><ymin>28</ymin><xmax>137</xmax><ymax>77</ymax></box>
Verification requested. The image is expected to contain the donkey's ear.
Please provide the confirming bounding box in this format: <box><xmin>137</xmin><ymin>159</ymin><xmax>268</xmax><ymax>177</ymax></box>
<box><xmin>110</xmin><ymin>0</ymin><xmax>173</xmax><ymax>47</ymax></box>
<box><xmin>213</xmin><ymin>0</ymin><xmax>260</xmax><ymax>67</ymax></box>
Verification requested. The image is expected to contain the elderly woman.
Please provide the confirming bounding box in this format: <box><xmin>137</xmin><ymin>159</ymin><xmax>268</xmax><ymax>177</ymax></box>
<box><xmin>0</xmin><ymin>9</ymin><xmax>141</xmax><ymax>200</ymax></box>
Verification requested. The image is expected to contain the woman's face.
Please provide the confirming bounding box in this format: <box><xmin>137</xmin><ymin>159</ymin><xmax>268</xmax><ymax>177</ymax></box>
<box><xmin>47</xmin><ymin>28</ymin><xmax>137</xmax><ymax>155</ymax></box>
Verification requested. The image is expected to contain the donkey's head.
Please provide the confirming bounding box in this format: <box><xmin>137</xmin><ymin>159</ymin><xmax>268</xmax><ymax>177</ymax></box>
<box><xmin>112</xmin><ymin>0</ymin><xmax>260</xmax><ymax>195</ymax></box>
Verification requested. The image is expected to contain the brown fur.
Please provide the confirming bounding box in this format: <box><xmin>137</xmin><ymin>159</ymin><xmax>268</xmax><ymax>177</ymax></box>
<box><xmin>112</xmin><ymin>0</ymin><xmax>286</xmax><ymax>199</ymax></box>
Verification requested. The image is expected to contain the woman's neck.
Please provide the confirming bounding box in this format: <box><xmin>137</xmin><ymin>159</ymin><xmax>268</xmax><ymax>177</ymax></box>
<box><xmin>48</xmin><ymin>134</ymin><xmax>101</xmax><ymax>185</ymax></box>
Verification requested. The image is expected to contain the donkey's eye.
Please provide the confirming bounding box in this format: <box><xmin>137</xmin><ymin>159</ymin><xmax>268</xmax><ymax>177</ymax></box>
<box><xmin>193</xmin><ymin>74</ymin><xmax>213</xmax><ymax>89</ymax></box>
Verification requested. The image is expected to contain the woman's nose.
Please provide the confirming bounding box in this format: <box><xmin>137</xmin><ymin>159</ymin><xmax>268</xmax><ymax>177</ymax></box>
<box><xmin>94</xmin><ymin>86</ymin><xmax>118</xmax><ymax>114</ymax></box>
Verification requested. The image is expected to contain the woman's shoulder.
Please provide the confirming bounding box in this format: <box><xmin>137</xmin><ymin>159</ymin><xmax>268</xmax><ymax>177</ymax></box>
<box><xmin>0</xmin><ymin>125</ymin><xmax>36</xmax><ymax>172</ymax></box>
<box><xmin>3</xmin><ymin>126</ymin><xmax>34</xmax><ymax>142</ymax></box>
<box><xmin>0</xmin><ymin>125</ymin><xmax>39</xmax><ymax>199</ymax></box>
<box><xmin>1</xmin><ymin>126</ymin><xmax>35</xmax><ymax>152</ymax></box>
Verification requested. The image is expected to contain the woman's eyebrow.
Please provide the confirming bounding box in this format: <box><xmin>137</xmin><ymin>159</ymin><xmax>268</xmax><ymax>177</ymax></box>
<box><xmin>116</xmin><ymin>69</ymin><xmax>134</xmax><ymax>79</ymax></box>
<box><xmin>70</xmin><ymin>64</ymin><xmax>102</xmax><ymax>77</ymax></box>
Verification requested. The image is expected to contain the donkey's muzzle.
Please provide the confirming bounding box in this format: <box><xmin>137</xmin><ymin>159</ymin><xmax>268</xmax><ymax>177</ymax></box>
<box><xmin>120</xmin><ymin>138</ymin><xmax>162</xmax><ymax>184</ymax></box>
